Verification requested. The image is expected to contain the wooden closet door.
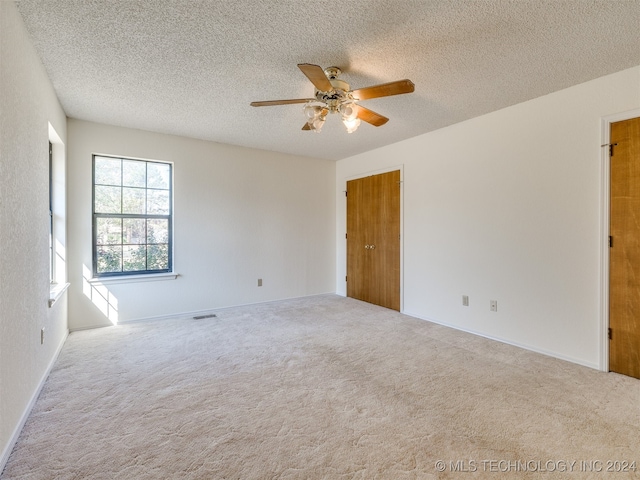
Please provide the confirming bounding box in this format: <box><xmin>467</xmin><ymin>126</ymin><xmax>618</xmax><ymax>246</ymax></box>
<box><xmin>369</xmin><ymin>170</ymin><xmax>401</xmax><ymax>310</ymax></box>
<box><xmin>610</xmin><ymin>117</ymin><xmax>640</xmax><ymax>379</ymax></box>
<box><xmin>346</xmin><ymin>175</ymin><xmax>372</xmax><ymax>304</ymax></box>
<box><xmin>346</xmin><ymin>170</ymin><xmax>400</xmax><ymax>311</ymax></box>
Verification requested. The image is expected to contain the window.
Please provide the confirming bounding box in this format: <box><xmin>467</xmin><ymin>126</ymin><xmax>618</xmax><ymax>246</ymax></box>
<box><xmin>49</xmin><ymin>125</ymin><xmax>70</xmax><ymax>307</ymax></box>
<box><xmin>93</xmin><ymin>155</ymin><xmax>172</xmax><ymax>277</ymax></box>
<box><xmin>49</xmin><ymin>142</ymin><xmax>54</xmax><ymax>283</ymax></box>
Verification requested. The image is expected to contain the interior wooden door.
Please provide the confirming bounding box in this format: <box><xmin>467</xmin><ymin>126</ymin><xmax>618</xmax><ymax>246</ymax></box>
<box><xmin>347</xmin><ymin>170</ymin><xmax>400</xmax><ymax>310</ymax></box>
<box><xmin>347</xmin><ymin>175</ymin><xmax>372</xmax><ymax>304</ymax></box>
<box><xmin>610</xmin><ymin>116</ymin><xmax>640</xmax><ymax>379</ymax></box>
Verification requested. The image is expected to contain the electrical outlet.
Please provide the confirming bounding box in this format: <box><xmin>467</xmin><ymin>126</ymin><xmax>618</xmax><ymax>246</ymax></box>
<box><xmin>258</xmin><ymin>278</ymin><xmax>262</xmax><ymax>287</ymax></box>
<box><xmin>490</xmin><ymin>300</ymin><xmax>498</xmax><ymax>312</ymax></box>
<box><xmin>462</xmin><ymin>295</ymin><xmax>469</xmax><ymax>306</ymax></box>
<box><xmin>41</xmin><ymin>328</ymin><xmax>45</xmax><ymax>345</ymax></box>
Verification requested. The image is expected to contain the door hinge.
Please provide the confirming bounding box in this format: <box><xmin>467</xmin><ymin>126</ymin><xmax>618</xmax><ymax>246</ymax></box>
<box><xmin>609</xmin><ymin>236</ymin><xmax>613</xmax><ymax>248</ymax></box>
<box><xmin>608</xmin><ymin>328</ymin><xmax>612</xmax><ymax>340</ymax></box>
<box><xmin>345</xmin><ymin>191</ymin><xmax>348</xmax><ymax>197</ymax></box>
<box><xmin>345</xmin><ymin>275</ymin><xmax>347</xmax><ymax>282</ymax></box>
<box><xmin>602</xmin><ymin>143</ymin><xmax>618</xmax><ymax>157</ymax></box>
<box><xmin>345</xmin><ymin>233</ymin><xmax>347</xmax><ymax>239</ymax></box>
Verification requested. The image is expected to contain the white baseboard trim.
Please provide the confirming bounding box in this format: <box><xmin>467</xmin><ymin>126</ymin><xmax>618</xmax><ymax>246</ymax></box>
<box><xmin>0</xmin><ymin>329</ymin><xmax>69</xmax><ymax>474</ymax></box>
<box><xmin>69</xmin><ymin>323</ymin><xmax>114</xmax><ymax>332</ymax></box>
<box><xmin>111</xmin><ymin>292</ymin><xmax>339</xmax><ymax>326</ymax></box>
<box><xmin>403</xmin><ymin>310</ymin><xmax>600</xmax><ymax>371</ymax></box>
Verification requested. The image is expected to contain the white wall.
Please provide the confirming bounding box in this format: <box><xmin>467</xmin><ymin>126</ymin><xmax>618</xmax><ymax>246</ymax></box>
<box><xmin>67</xmin><ymin>120</ymin><xmax>336</xmax><ymax>330</ymax></box>
<box><xmin>0</xmin><ymin>1</ymin><xmax>68</xmax><ymax>468</ymax></box>
<box><xmin>337</xmin><ymin>66</ymin><xmax>640</xmax><ymax>369</ymax></box>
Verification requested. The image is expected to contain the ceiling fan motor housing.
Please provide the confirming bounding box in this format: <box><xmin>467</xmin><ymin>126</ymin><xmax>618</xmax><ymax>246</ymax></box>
<box><xmin>315</xmin><ymin>72</ymin><xmax>352</xmax><ymax>111</ymax></box>
<box><xmin>329</xmin><ymin>78</ymin><xmax>349</xmax><ymax>92</ymax></box>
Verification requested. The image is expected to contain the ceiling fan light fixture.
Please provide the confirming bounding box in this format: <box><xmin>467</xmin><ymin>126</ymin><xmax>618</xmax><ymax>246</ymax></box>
<box><xmin>310</xmin><ymin>116</ymin><xmax>326</xmax><ymax>133</ymax></box>
<box><xmin>343</xmin><ymin>117</ymin><xmax>361</xmax><ymax>134</ymax></box>
<box><xmin>339</xmin><ymin>102</ymin><xmax>358</xmax><ymax>122</ymax></box>
<box><xmin>304</xmin><ymin>103</ymin><xmax>322</xmax><ymax>121</ymax></box>
<box><xmin>304</xmin><ymin>102</ymin><xmax>327</xmax><ymax>132</ymax></box>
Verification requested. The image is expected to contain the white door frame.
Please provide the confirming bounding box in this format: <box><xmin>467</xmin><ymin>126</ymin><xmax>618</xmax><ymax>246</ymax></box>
<box><xmin>599</xmin><ymin>108</ymin><xmax>640</xmax><ymax>372</ymax></box>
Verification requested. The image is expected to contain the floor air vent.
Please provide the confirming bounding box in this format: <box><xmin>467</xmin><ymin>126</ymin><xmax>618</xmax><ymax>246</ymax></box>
<box><xmin>193</xmin><ymin>313</ymin><xmax>217</xmax><ymax>320</ymax></box>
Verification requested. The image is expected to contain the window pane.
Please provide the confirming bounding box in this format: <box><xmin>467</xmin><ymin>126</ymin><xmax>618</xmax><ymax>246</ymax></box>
<box><xmin>147</xmin><ymin>190</ymin><xmax>170</xmax><ymax>215</ymax></box>
<box><xmin>147</xmin><ymin>244</ymin><xmax>169</xmax><ymax>270</ymax></box>
<box><xmin>123</xmin><ymin>160</ymin><xmax>146</xmax><ymax>188</ymax></box>
<box><xmin>123</xmin><ymin>245</ymin><xmax>147</xmax><ymax>271</ymax></box>
<box><xmin>122</xmin><ymin>187</ymin><xmax>146</xmax><ymax>214</ymax></box>
<box><xmin>147</xmin><ymin>162</ymin><xmax>170</xmax><ymax>190</ymax></box>
<box><xmin>147</xmin><ymin>218</ymin><xmax>168</xmax><ymax>244</ymax></box>
<box><xmin>95</xmin><ymin>185</ymin><xmax>121</xmax><ymax>213</ymax></box>
<box><xmin>95</xmin><ymin>157</ymin><xmax>121</xmax><ymax>186</ymax></box>
<box><xmin>96</xmin><ymin>217</ymin><xmax>122</xmax><ymax>245</ymax></box>
<box><xmin>147</xmin><ymin>189</ymin><xmax>170</xmax><ymax>214</ymax></box>
<box><xmin>123</xmin><ymin>218</ymin><xmax>146</xmax><ymax>244</ymax></box>
<box><xmin>97</xmin><ymin>246</ymin><xmax>122</xmax><ymax>273</ymax></box>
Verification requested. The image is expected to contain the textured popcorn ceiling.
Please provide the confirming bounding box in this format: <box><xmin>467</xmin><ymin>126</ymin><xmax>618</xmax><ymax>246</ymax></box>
<box><xmin>15</xmin><ymin>0</ymin><xmax>640</xmax><ymax>160</ymax></box>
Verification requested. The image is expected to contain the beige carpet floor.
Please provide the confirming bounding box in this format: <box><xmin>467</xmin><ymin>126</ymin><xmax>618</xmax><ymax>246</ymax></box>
<box><xmin>2</xmin><ymin>294</ymin><xmax>639</xmax><ymax>479</ymax></box>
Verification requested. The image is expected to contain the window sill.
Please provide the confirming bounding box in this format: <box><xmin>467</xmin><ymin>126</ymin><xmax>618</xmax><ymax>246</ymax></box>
<box><xmin>88</xmin><ymin>272</ymin><xmax>180</xmax><ymax>285</ymax></box>
<box><xmin>49</xmin><ymin>282</ymin><xmax>70</xmax><ymax>308</ymax></box>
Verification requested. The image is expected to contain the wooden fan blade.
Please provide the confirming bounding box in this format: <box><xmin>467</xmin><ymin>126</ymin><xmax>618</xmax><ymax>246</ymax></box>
<box><xmin>302</xmin><ymin>123</ymin><xmax>311</xmax><ymax>131</ymax></box>
<box><xmin>250</xmin><ymin>98</ymin><xmax>315</xmax><ymax>107</ymax></box>
<box><xmin>298</xmin><ymin>64</ymin><xmax>333</xmax><ymax>92</ymax></box>
<box><xmin>351</xmin><ymin>79</ymin><xmax>415</xmax><ymax>101</ymax></box>
<box><xmin>354</xmin><ymin>105</ymin><xmax>389</xmax><ymax>127</ymax></box>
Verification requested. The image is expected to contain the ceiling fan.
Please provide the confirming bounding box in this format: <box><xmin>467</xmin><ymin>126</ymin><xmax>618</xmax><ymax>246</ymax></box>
<box><xmin>250</xmin><ymin>64</ymin><xmax>415</xmax><ymax>133</ymax></box>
